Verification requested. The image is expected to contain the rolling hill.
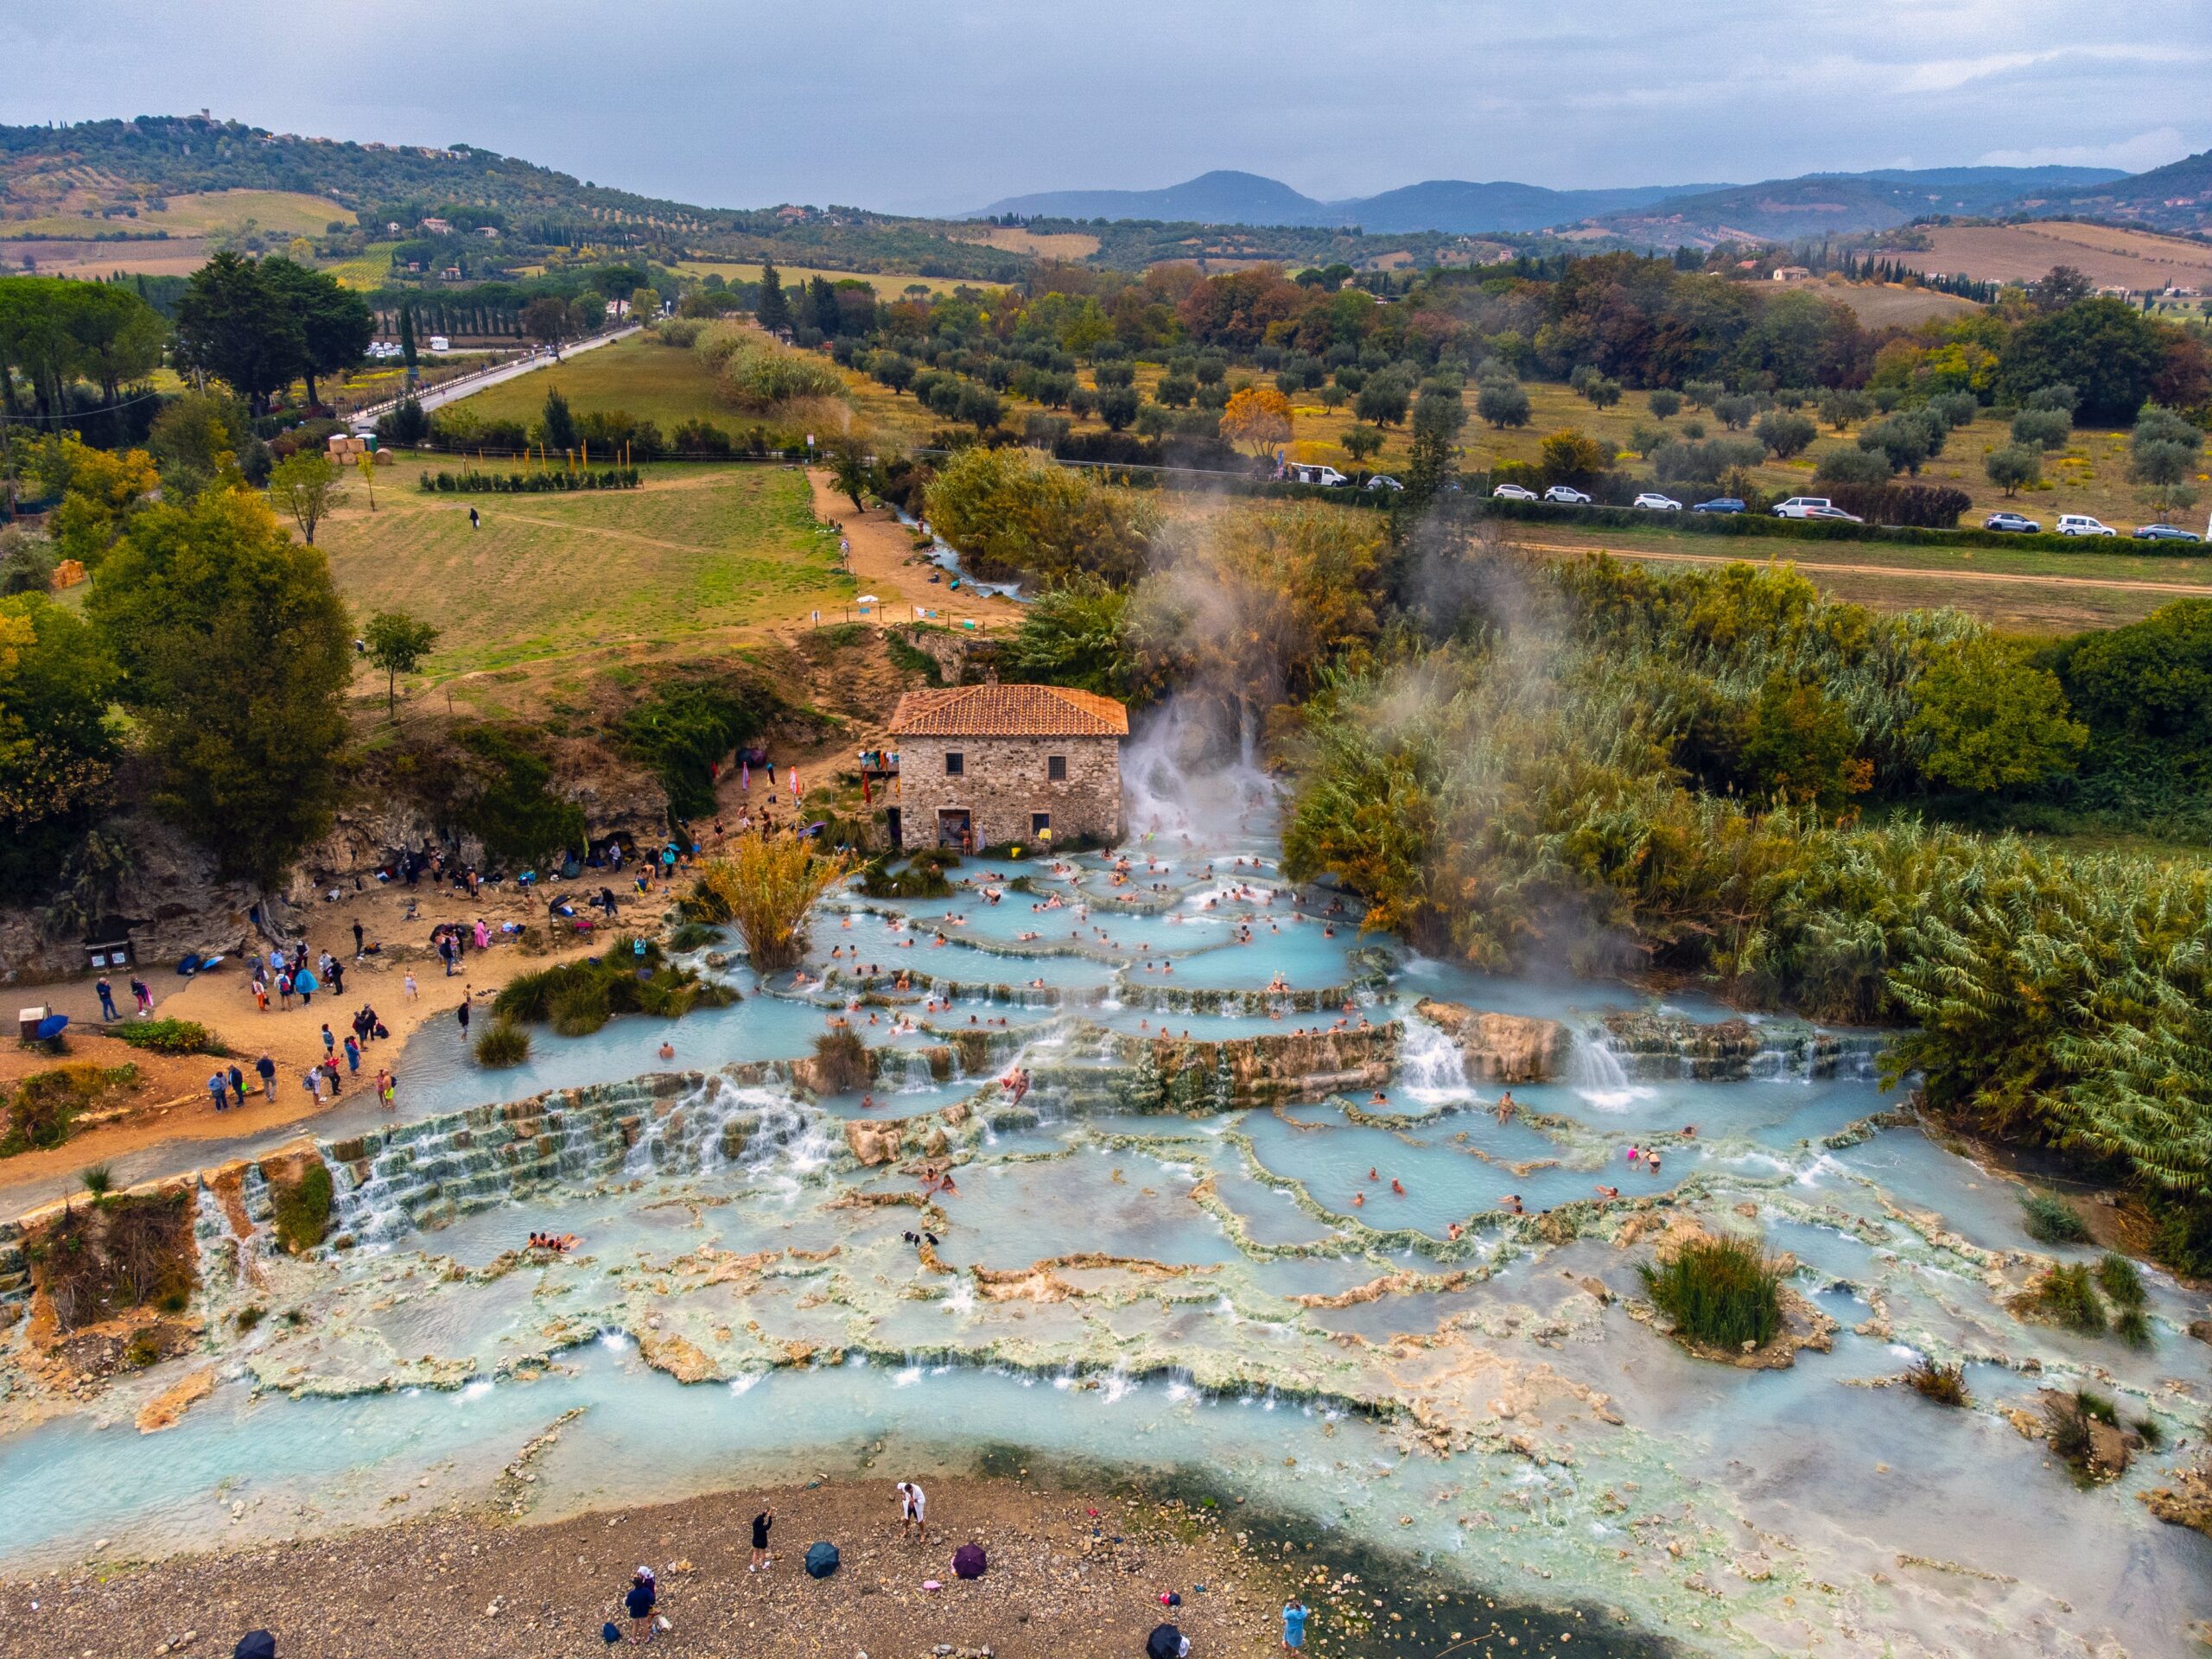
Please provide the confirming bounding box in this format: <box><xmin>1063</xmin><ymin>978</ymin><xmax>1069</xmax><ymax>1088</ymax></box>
<box><xmin>2031</xmin><ymin>148</ymin><xmax>2212</xmax><ymax>236</ymax></box>
<box><xmin>973</xmin><ymin>170</ymin><xmax>1726</xmax><ymax>233</ymax></box>
<box><xmin>1580</xmin><ymin>165</ymin><xmax>2129</xmax><ymax>246</ymax></box>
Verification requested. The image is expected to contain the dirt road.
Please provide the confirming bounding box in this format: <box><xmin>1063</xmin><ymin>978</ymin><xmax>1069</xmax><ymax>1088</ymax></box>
<box><xmin>1509</xmin><ymin>537</ymin><xmax>2212</xmax><ymax>601</ymax></box>
<box><xmin>807</xmin><ymin>470</ymin><xmax>1027</xmax><ymax>632</ymax></box>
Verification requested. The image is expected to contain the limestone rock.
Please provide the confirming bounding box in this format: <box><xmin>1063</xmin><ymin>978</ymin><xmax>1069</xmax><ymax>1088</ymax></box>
<box><xmin>1413</xmin><ymin>1000</ymin><xmax>1567</xmax><ymax>1083</ymax></box>
<box><xmin>843</xmin><ymin>1118</ymin><xmax>907</xmax><ymax>1166</ymax></box>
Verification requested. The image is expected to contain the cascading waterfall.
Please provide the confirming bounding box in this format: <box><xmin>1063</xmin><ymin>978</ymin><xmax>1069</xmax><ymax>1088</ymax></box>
<box><xmin>1566</xmin><ymin>1029</ymin><xmax>1642</xmax><ymax>1110</ymax></box>
<box><xmin>1396</xmin><ymin>1017</ymin><xmax>1473</xmax><ymax>1102</ymax></box>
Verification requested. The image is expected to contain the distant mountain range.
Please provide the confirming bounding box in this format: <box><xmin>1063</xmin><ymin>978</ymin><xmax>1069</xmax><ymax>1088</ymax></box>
<box><xmin>975</xmin><ymin>163</ymin><xmax>2141</xmax><ymax>242</ymax></box>
<box><xmin>971</xmin><ymin>169</ymin><xmax>1730</xmax><ymax>235</ymax></box>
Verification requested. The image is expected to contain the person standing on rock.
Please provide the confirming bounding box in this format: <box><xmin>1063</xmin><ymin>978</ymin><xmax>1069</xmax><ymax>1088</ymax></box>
<box><xmin>895</xmin><ymin>1479</ymin><xmax>928</xmax><ymax>1543</ymax></box>
<box><xmin>1282</xmin><ymin>1596</ymin><xmax>1312</xmax><ymax>1651</ymax></box>
<box><xmin>750</xmin><ymin>1505</ymin><xmax>775</xmax><ymax>1571</ymax></box>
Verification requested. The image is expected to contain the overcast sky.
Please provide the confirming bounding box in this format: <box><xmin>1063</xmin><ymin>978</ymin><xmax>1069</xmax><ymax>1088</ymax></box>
<box><xmin>4</xmin><ymin>1</ymin><xmax>2206</xmax><ymax>215</ymax></box>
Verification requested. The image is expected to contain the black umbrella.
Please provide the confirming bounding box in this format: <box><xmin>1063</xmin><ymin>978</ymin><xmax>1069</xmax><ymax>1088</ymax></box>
<box><xmin>1146</xmin><ymin>1623</ymin><xmax>1185</xmax><ymax>1659</ymax></box>
<box><xmin>234</xmin><ymin>1635</ymin><xmax>276</xmax><ymax>1659</ymax></box>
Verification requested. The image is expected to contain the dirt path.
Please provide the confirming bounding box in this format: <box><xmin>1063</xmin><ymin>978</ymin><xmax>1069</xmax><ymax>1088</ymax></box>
<box><xmin>808</xmin><ymin>470</ymin><xmax>1027</xmax><ymax>632</ymax></box>
<box><xmin>4</xmin><ymin>1474</ymin><xmax>1331</xmax><ymax>1659</ymax></box>
<box><xmin>1509</xmin><ymin>537</ymin><xmax>2212</xmax><ymax>599</ymax></box>
<box><xmin>2</xmin><ymin>870</ymin><xmax>664</xmax><ymax>1208</ymax></box>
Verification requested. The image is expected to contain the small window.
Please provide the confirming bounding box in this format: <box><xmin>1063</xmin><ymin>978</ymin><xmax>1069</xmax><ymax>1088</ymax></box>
<box><xmin>1047</xmin><ymin>754</ymin><xmax>1067</xmax><ymax>782</ymax></box>
<box><xmin>944</xmin><ymin>752</ymin><xmax>963</xmax><ymax>777</ymax></box>
<box><xmin>1032</xmin><ymin>813</ymin><xmax>1052</xmax><ymax>837</ymax></box>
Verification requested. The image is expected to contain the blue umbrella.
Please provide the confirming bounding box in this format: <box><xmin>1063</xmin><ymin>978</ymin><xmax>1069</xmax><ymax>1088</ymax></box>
<box><xmin>35</xmin><ymin>1014</ymin><xmax>69</xmax><ymax>1042</ymax></box>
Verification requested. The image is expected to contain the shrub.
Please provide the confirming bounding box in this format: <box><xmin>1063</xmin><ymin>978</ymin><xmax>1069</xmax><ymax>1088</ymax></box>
<box><xmin>474</xmin><ymin>1019</ymin><xmax>532</xmax><ymax>1066</ymax></box>
<box><xmin>856</xmin><ymin>855</ymin><xmax>955</xmax><ymax>899</ymax></box>
<box><xmin>1825</xmin><ymin>482</ymin><xmax>1972</xmax><ymax>529</ymax></box>
<box><xmin>2113</xmin><ymin>1305</ymin><xmax>2152</xmax><ymax>1347</ymax></box>
<box><xmin>493</xmin><ymin>938</ymin><xmax>735</xmax><ymax>1033</ymax></box>
<box><xmin>667</xmin><ymin>921</ymin><xmax>721</xmax><ymax>952</ymax></box>
<box><xmin>688</xmin><ymin>837</ymin><xmax>853</xmax><ymax>971</ymax></box>
<box><xmin>235</xmin><ymin>1304</ymin><xmax>265</xmax><ymax>1332</ymax></box>
<box><xmin>269</xmin><ymin>1161</ymin><xmax>334</xmax><ymax>1254</ymax></box>
<box><xmin>1638</xmin><ymin>1234</ymin><xmax>1783</xmax><ymax>1350</ymax></box>
<box><xmin>1904</xmin><ymin>1355</ymin><xmax>1969</xmax><ymax>1406</ymax></box>
<box><xmin>810</xmin><ymin>1028</ymin><xmax>872</xmax><ymax>1093</ymax></box>
<box><xmin>80</xmin><ymin>1162</ymin><xmax>113</xmax><ymax>1197</ymax></box>
<box><xmin>2019</xmin><ymin>1192</ymin><xmax>2088</xmax><ymax>1243</ymax></box>
<box><xmin>115</xmin><ymin>1018</ymin><xmax>222</xmax><ymax>1057</ymax></box>
<box><xmin>616</xmin><ymin>671</ymin><xmax>779</xmax><ymax>818</ymax></box>
<box><xmin>2020</xmin><ymin>1262</ymin><xmax>2105</xmax><ymax>1333</ymax></box>
<box><xmin>2</xmin><ymin>1068</ymin><xmax>129</xmax><ymax>1157</ymax></box>
<box><xmin>696</xmin><ymin>324</ymin><xmax>849</xmax><ymax>410</ymax></box>
<box><xmin>2094</xmin><ymin>1251</ymin><xmax>2145</xmax><ymax>1308</ymax></box>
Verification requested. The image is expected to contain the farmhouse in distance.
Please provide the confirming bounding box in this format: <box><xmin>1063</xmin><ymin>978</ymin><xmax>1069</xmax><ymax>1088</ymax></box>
<box><xmin>887</xmin><ymin>683</ymin><xmax>1128</xmax><ymax>851</ymax></box>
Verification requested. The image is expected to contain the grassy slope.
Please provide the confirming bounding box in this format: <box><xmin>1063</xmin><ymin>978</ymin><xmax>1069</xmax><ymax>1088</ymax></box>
<box><xmin>317</xmin><ymin>456</ymin><xmax>851</xmax><ymax>683</ymax></box>
<box><xmin>445</xmin><ymin>335</ymin><xmax>735</xmax><ymax>434</ymax></box>
<box><xmin>1</xmin><ymin>188</ymin><xmax>343</xmax><ymax>239</ymax></box>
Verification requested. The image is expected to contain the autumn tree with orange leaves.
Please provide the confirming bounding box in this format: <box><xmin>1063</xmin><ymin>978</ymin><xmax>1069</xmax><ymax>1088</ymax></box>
<box><xmin>1221</xmin><ymin>385</ymin><xmax>1294</xmax><ymax>457</ymax></box>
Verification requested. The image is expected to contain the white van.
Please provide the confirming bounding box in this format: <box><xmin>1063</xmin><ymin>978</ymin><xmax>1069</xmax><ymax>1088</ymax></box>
<box><xmin>1286</xmin><ymin>463</ymin><xmax>1348</xmax><ymax>487</ymax></box>
<box><xmin>428</xmin><ymin>334</ymin><xmax>452</xmax><ymax>354</ymax></box>
<box><xmin>2056</xmin><ymin>514</ymin><xmax>2116</xmax><ymax>537</ymax></box>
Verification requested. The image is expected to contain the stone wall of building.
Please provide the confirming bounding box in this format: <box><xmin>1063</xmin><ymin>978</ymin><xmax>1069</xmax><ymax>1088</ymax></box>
<box><xmin>894</xmin><ymin>733</ymin><xmax>1122</xmax><ymax>849</ymax></box>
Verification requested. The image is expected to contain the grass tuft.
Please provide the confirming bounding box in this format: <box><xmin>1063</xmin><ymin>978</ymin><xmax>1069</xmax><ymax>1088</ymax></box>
<box><xmin>2020</xmin><ymin>1261</ymin><xmax>2106</xmax><ymax>1334</ymax></box>
<box><xmin>2018</xmin><ymin>1192</ymin><xmax>2088</xmax><ymax>1244</ymax></box>
<box><xmin>474</xmin><ymin>1019</ymin><xmax>533</xmax><ymax>1067</ymax></box>
<box><xmin>1639</xmin><ymin>1234</ymin><xmax>1784</xmax><ymax>1350</ymax></box>
<box><xmin>809</xmin><ymin>1028</ymin><xmax>872</xmax><ymax>1093</ymax></box>
<box><xmin>2094</xmin><ymin>1250</ymin><xmax>2145</xmax><ymax>1308</ymax></box>
<box><xmin>1904</xmin><ymin>1355</ymin><xmax>1969</xmax><ymax>1407</ymax></box>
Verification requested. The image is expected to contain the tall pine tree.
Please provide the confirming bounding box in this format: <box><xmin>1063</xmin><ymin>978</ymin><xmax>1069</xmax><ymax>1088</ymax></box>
<box><xmin>755</xmin><ymin>263</ymin><xmax>791</xmax><ymax>334</ymax></box>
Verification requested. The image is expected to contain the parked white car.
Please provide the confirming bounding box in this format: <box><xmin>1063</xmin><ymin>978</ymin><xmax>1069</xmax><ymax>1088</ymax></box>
<box><xmin>1543</xmin><ymin>485</ymin><xmax>1592</xmax><ymax>505</ymax></box>
<box><xmin>1632</xmin><ymin>493</ymin><xmax>1682</xmax><ymax>512</ymax></box>
<box><xmin>2056</xmin><ymin>514</ymin><xmax>2117</xmax><ymax>537</ymax></box>
<box><xmin>1772</xmin><ymin>496</ymin><xmax>1836</xmax><ymax>519</ymax></box>
<box><xmin>1491</xmin><ymin>484</ymin><xmax>1539</xmax><ymax>501</ymax></box>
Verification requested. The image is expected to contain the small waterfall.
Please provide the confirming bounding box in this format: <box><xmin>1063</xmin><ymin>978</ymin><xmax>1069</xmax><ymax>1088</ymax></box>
<box><xmin>1567</xmin><ymin>1031</ymin><xmax>1643</xmax><ymax>1110</ymax></box>
<box><xmin>1396</xmin><ymin>1018</ymin><xmax>1471</xmax><ymax>1100</ymax></box>
<box><xmin>625</xmin><ymin>1074</ymin><xmax>785</xmax><ymax>1177</ymax></box>
<box><xmin>739</xmin><ymin>1096</ymin><xmax>836</xmax><ymax>1189</ymax></box>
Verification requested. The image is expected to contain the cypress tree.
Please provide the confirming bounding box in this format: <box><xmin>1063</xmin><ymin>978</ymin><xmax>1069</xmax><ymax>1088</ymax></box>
<box><xmin>755</xmin><ymin>262</ymin><xmax>791</xmax><ymax>334</ymax></box>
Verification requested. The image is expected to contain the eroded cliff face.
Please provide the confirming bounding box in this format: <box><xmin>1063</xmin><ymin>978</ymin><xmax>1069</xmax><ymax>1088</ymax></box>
<box><xmin>1414</xmin><ymin>1000</ymin><xmax>1568</xmax><ymax>1083</ymax></box>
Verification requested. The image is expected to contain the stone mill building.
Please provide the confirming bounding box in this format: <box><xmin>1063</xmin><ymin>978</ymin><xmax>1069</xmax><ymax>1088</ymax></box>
<box><xmin>886</xmin><ymin>683</ymin><xmax>1128</xmax><ymax>851</ymax></box>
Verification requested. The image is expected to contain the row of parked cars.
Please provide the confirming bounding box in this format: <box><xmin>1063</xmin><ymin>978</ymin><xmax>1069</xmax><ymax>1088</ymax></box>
<box><xmin>1980</xmin><ymin>510</ymin><xmax>2201</xmax><ymax>541</ymax></box>
<box><xmin>1489</xmin><ymin>484</ymin><xmax>2206</xmax><ymax>540</ymax></box>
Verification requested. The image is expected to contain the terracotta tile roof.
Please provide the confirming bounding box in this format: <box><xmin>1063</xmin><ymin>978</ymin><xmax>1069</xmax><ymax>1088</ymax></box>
<box><xmin>888</xmin><ymin>683</ymin><xmax>1129</xmax><ymax>738</ymax></box>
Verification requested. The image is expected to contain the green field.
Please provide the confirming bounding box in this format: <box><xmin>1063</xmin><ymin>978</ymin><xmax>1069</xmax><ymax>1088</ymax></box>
<box><xmin>318</xmin><ymin>456</ymin><xmax>851</xmax><ymax>683</ymax></box>
<box><xmin>1499</xmin><ymin>518</ymin><xmax>2212</xmax><ymax>631</ymax></box>
<box><xmin>445</xmin><ymin>335</ymin><xmax>734</xmax><ymax>434</ymax></box>
<box><xmin>322</xmin><ymin>239</ymin><xmax>402</xmax><ymax>289</ymax></box>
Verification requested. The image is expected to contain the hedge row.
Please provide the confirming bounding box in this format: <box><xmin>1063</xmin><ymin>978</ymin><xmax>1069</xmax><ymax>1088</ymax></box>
<box><xmin>417</xmin><ymin>468</ymin><xmax>643</xmax><ymax>493</ymax></box>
